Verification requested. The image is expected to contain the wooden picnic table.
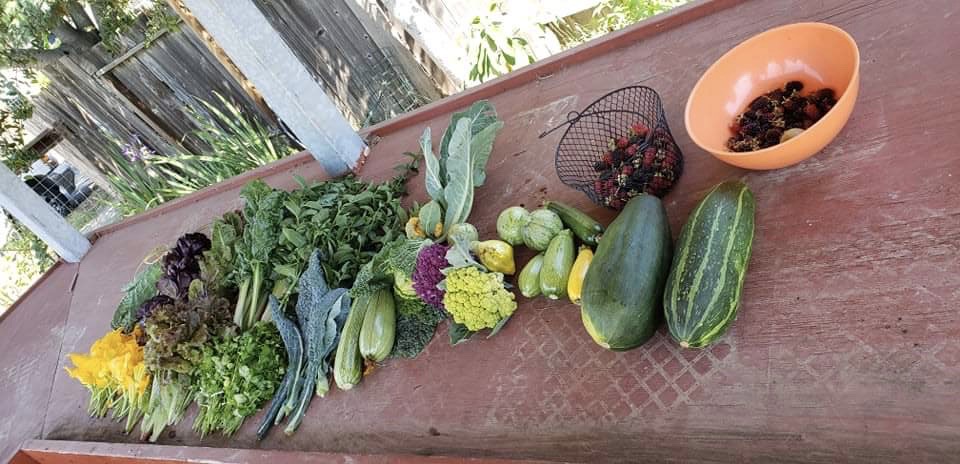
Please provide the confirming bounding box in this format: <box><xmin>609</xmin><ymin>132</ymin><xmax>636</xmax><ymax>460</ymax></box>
<box><xmin>3</xmin><ymin>0</ymin><xmax>959</xmax><ymax>462</ymax></box>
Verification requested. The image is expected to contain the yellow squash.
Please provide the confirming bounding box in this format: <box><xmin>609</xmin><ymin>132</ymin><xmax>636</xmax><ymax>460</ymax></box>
<box><xmin>567</xmin><ymin>246</ymin><xmax>593</xmax><ymax>305</ymax></box>
<box><xmin>472</xmin><ymin>240</ymin><xmax>516</xmax><ymax>275</ymax></box>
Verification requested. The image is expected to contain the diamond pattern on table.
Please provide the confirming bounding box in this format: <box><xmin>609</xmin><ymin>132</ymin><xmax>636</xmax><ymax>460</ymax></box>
<box><xmin>933</xmin><ymin>342</ymin><xmax>960</xmax><ymax>367</ymax></box>
<box><xmin>485</xmin><ymin>311</ymin><xmax>737</xmax><ymax>426</ymax></box>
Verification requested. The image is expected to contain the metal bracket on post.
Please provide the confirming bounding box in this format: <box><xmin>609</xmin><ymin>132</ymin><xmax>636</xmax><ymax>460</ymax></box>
<box><xmin>0</xmin><ymin>164</ymin><xmax>90</xmax><ymax>263</ymax></box>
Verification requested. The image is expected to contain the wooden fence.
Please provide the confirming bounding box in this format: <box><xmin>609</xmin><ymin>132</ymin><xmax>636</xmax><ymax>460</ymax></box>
<box><xmin>25</xmin><ymin>15</ymin><xmax>279</xmax><ymax>178</ymax></box>
<box><xmin>24</xmin><ymin>2</ymin><xmax>443</xmax><ymax>189</ymax></box>
<box><xmin>255</xmin><ymin>0</ymin><xmax>442</xmax><ymax>127</ymax></box>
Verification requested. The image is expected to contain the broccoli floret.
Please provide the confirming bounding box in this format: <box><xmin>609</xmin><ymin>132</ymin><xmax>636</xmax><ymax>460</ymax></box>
<box><xmin>442</xmin><ymin>267</ymin><xmax>516</xmax><ymax>331</ymax></box>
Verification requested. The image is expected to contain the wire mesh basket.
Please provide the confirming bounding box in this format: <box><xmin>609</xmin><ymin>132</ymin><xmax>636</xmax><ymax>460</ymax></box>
<box><xmin>540</xmin><ymin>85</ymin><xmax>683</xmax><ymax>209</ymax></box>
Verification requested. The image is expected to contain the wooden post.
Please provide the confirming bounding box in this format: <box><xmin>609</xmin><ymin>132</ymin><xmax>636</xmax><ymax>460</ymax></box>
<box><xmin>176</xmin><ymin>0</ymin><xmax>365</xmax><ymax>175</ymax></box>
<box><xmin>0</xmin><ymin>164</ymin><xmax>90</xmax><ymax>263</ymax></box>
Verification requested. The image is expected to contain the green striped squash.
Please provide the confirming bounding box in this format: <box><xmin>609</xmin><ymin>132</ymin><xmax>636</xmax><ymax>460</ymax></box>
<box><xmin>664</xmin><ymin>181</ymin><xmax>755</xmax><ymax>348</ymax></box>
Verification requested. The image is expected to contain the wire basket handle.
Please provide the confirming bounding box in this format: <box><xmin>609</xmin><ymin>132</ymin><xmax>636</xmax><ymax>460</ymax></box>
<box><xmin>539</xmin><ymin>111</ymin><xmax>584</xmax><ymax>139</ymax></box>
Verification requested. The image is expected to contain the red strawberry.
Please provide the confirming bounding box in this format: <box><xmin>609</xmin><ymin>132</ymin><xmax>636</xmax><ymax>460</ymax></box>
<box><xmin>616</xmin><ymin>136</ymin><xmax>630</xmax><ymax>149</ymax></box>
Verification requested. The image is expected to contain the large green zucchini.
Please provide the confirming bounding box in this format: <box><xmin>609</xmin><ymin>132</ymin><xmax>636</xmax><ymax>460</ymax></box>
<box><xmin>580</xmin><ymin>194</ymin><xmax>672</xmax><ymax>350</ymax></box>
<box><xmin>664</xmin><ymin>181</ymin><xmax>755</xmax><ymax>348</ymax></box>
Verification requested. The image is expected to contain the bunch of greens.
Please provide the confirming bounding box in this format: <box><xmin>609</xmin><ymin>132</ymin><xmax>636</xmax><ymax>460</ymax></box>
<box><xmin>157</xmin><ymin>233</ymin><xmax>212</xmax><ymax>299</ymax></box>
<box><xmin>193</xmin><ymin>322</ymin><xmax>286</xmax><ymax>437</ymax></box>
<box><xmin>411</xmin><ymin>100</ymin><xmax>503</xmax><ymax>241</ymax></box>
<box><xmin>231</xmin><ymin>174</ymin><xmax>409</xmax><ymax>330</ymax></box>
<box><xmin>139</xmin><ymin>370</ymin><xmax>194</xmax><ymax>442</ymax></box>
<box><xmin>258</xmin><ymin>251</ymin><xmax>351</xmax><ymax>438</ymax></box>
<box><xmin>111</xmin><ymin>232</ymin><xmax>215</xmax><ymax>336</ymax></box>
<box><xmin>200</xmin><ymin>211</ymin><xmax>244</xmax><ymax>296</ymax></box>
<box><xmin>233</xmin><ymin>180</ymin><xmax>286</xmax><ymax>331</ymax></box>
<box><xmin>142</xmin><ymin>282</ymin><xmax>233</xmax><ymax>374</ymax></box>
<box><xmin>110</xmin><ymin>261</ymin><xmax>162</xmax><ymax>333</ymax></box>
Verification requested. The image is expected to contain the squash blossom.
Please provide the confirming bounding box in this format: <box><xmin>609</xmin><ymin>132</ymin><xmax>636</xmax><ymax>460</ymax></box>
<box><xmin>66</xmin><ymin>328</ymin><xmax>151</xmax><ymax>430</ymax></box>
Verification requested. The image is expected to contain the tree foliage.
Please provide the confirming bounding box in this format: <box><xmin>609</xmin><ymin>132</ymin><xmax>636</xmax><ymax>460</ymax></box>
<box><xmin>1</xmin><ymin>0</ymin><xmax>178</xmax><ymax>70</ymax></box>
<box><xmin>0</xmin><ymin>0</ymin><xmax>178</xmax><ymax>170</ymax></box>
<box><xmin>0</xmin><ymin>79</ymin><xmax>38</xmax><ymax>173</ymax></box>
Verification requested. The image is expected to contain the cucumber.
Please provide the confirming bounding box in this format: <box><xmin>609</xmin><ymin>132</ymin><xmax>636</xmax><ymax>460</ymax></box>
<box><xmin>539</xmin><ymin>229</ymin><xmax>574</xmax><ymax>300</ymax></box>
<box><xmin>518</xmin><ymin>254</ymin><xmax>544</xmax><ymax>298</ymax></box>
<box><xmin>665</xmin><ymin>181</ymin><xmax>755</xmax><ymax>349</ymax></box>
<box><xmin>545</xmin><ymin>200</ymin><xmax>604</xmax><ymax>246</ymax></box>
<box><xmin>581</xmin><ymin>195</ymin><xmax>672</xmax><ymax>350</ymax></box>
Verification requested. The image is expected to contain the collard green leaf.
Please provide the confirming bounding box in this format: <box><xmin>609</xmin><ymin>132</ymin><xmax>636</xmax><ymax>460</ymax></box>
<box><xmin>421</xmin><ymin>128</ymin><xmax>444</xmax><ymax>204</ymax></box>
<box><xmin>294</xmin><ymin>251</ymin><xmax>330</xmax><ymax>328</ymax></box>
<box><xmin>438</xmin><ymin>100</ymin><xmax>500</xmax><ymax>170</ymax></box>
<box><xmin>442</xmin><ymin>118</ymin><xmax>473</xmax><ymax>235</ymax></box>
<box><xmin>470</xmin><ymin>118</ymin><xmax>504</xmax><ymax>186</ymax></box>
<box><xmin>315</xmin><ymin>291</ymin><xmax>350</xmax><ymax>398</ymax></box>
<box><xmin>111</xmin><ymin>261</ymin><xmax>162</xmax><ymax>332</ymax></box>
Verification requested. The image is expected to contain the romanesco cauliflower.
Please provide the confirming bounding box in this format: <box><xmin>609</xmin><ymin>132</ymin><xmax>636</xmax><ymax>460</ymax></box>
<box><xmin>443</xmin><ymin>266</ymin><xmax>516</xmax><ymax>331</ymax></box>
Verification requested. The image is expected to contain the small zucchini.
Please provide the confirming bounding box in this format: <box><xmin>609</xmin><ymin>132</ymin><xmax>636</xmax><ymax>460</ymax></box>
<box><xmin>539</xmin><ymin>229</ymin><xmax>575</xmax><ymax>300</ymax></box>
<box><xmin>359</xmin><ymin>288</ymin><xmax>396</xmax><ymax>363</ymax></box>
<box><xmin>334</xmin><ymin>294</ymin><xmax>370</xmax><ymax>390</ymax></box>
<box><xmin>518</xmin><ymin>254</ymin><xmax>544</xmax><ymax>298</ymax></box>
<box><xmin>567</xmin><ymin>246</ymin><xmax>593</xmax><ymax>305</ymax></box>
<box><xmin>545</xmin><ymin>201</ymin><xmax>604</xmax><ymax>246</ymax></box>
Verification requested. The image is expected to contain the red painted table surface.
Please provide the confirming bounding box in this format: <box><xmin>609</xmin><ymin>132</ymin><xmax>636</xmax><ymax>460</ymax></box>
<box><xmin>4</xmin><ymin>0</ymin><xmax>960</xmax><ymax>462</ymax></box>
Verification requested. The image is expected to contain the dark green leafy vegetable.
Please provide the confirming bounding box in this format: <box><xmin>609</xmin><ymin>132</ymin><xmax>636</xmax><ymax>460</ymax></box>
<box><xmin>448</xmin><ymin>322</ymin><xmax>475</xmax><ymax>345</ymax></box>
<box><xmin>200</xmin><ymin>211</ymin><xmax>243</xmax><ymax>295</ymax></box>
<box><xmin>442</xmin><ymin>119</ymin><xmax>475</xmax><ymax>236</ymax></box>
<box><xmin>110</xmin><ymin>261</ymin><xmax>162</xmax><ymax>332</ymax></box>
<box><xmin>285</xmin><ymin>252</ymin><xmax>351</xmax><ymax>433</ymax></box>
<box><xmin>193</xmin><ymin>322</ymin><xmax>286</xmax><ymax>437</ymax></box>
<box><xmin>234</xmin><ymin>180</ymin><xmax>286</xmax><ymax>331</ymax></box>
<box><xmin>259</xmin><ymin>251</ymin><xmax>352</xmax><ymax>438</ymax></box>
<box><xmin>231</xmin><ymin>174</ymin><xmax>410</xmax><ymax>331</ymax></box>
<box><xmin>437</xmin><ymin>100</ymin><xmax>504</xmax><ymax>187</ymax></box>
<box><xmin>257</xmin><ymin>296</ymin><xmax>303</xmax><ymax>440</ymax></box>
<box><xmin>391</xmin><ymin>292</ymin><xmax>444</xmax><ymax>358</ymax></box>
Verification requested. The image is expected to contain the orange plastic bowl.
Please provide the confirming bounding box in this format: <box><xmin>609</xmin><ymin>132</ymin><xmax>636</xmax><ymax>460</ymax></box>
<box><xmin>685</xmin><ymin>23</ymin><xmax>860</xmax><ymax>170</ymax></box>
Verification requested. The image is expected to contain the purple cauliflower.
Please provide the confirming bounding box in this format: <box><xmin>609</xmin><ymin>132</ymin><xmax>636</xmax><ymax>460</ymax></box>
<box><xmin>412</xmin><ymin>243</ymin><xmax>450</xmax><ymax>310</ymax></box>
